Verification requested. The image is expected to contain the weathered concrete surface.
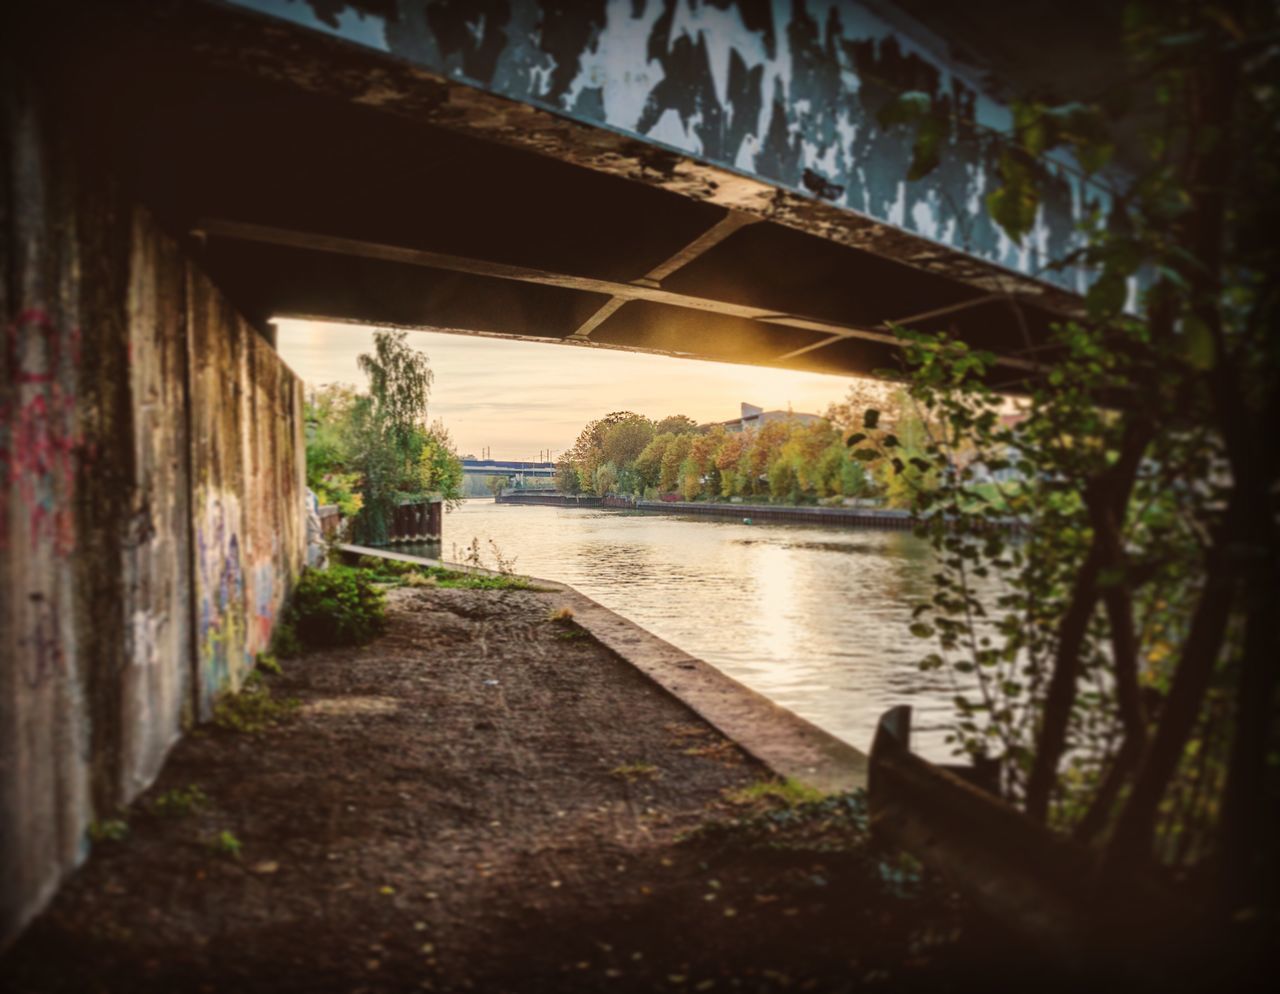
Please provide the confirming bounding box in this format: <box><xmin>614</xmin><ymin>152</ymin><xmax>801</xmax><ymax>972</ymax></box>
<box><xmin>340</xmin><ymin>544</ymin><xmax>868</xmax><ymax>793</ymax></box>
<box><xmin>188</xmin><ymin>271</ymin><xmax>306</xmax><ymax>718</ymax></box>
<box><xmin>557</xmin><ymin>585</ymin><xmax>869</xmax><ymax>794</ymax></box>
<box><xmin>1</xmin><ymin>59</ymin><xmax>306</xmax><ymax>947</ymax></box>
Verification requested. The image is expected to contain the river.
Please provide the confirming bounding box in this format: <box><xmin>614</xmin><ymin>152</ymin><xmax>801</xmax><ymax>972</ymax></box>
<box><xmin>412</xmin><ymin>499</ymin><xmax>963</xmax><ymax>761</ymax></box>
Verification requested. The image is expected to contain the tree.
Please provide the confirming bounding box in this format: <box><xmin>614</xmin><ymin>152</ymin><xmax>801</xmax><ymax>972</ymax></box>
<box><xmin>486</xmin><ymin>475</ymin><xmax>506</xmax><ymax>497</ymax></box>
<box><xmin>594</xmin><ymin>462</ymin><xmax>619</xmax><ymax>496</ymax></box>
<box><xmin>655</xmin><ymin>414</ymin><xmax>699</xmax><ymax>436</ymax></box>
<box><xmin>867</xmin><ymin>0</ymin><xmax>1280</xmax><ymax>931</ymax></box>
<box><xmin>825</xmin><ymin>377</ymin><xmax>897</xmax><ymax>432</ymax></box>
<box><xmin>357</xmin><ymin>330</ymin><xmax>433</xmax><ymax>460</ymax></box>
<box><xmin>304</xmin><ymin>384</ymin><xmax>362</xmax><ymax>515</ymax></box>
<box><xmin>714</xmin><ymin>431</ymin><xmax>750</xmax><ymax>497</ymax></box>
<box><xmin>418</xmin><ymin>420</ymin><xmax>465</xmax><ymax>509</ymax></box>
<box><xmin>601</xmin><ymin>416</ymin><xmax>656</xmax><ymax>469</ymax></box>
<box><xmin>555</xmin><ymin>461</ymin><xmax>581</xmax><ymax>495</ymax></box>
<box><xmin>633</xmin><ymin>433</ymin><xmax>672</xmax><ymax>492</ymax></box>
<box><xmin>563</xmin><ymin>411</ymin><xmax>645</xmax><ymax>494</ymax></box>
<box><xmin>346</xmin><ymin>330</ymin><xmax>460</xmax><ymax>543</ymax></box>
<box><xmin>659</xmin><ymin>434</ymin><xmax>693</xmax><ymax>493</ymax></box>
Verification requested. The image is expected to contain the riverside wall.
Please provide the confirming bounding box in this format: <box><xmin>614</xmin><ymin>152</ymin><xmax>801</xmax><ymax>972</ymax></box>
<box><xmin>1</xmin><ymin>62</ymin><xmax>305</xmax><ymax>945</ymax></box>
<box><xmin>605</xmin><ymin>496</ymin><xmax>916</xmax><ymax>528</ymax></box>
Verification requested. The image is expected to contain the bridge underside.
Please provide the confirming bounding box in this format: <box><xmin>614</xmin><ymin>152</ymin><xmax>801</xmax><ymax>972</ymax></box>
<box><xmin>48</xmin><ymin>1</ymin><xmax>1077</xmax><ymax>387</ymax></box>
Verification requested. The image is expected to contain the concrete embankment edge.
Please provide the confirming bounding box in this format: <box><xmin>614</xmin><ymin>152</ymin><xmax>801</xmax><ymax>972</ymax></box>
<box><xmin>339</xmin><ymin>544</ymin><xmax>868</xmax><ymax>793</ymax></box>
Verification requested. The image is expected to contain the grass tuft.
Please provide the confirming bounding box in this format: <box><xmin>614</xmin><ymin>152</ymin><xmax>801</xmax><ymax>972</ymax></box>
<box><xmin>150</xmin><ymin>785</ymin><xmax>208</xmax><ymax>818</ymax></box>
<box><xmin>213</xmin><ymin>684</ymin><xmax>300</xmax><ymax>734</ymax></box>
<box><xmin>727</xmin><ymin>778</ymin><xmax>826</xmax><ymax>807</ymax></box>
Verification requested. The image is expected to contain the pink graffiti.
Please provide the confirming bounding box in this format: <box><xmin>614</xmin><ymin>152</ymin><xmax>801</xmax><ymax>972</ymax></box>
<box><xmin>2</xmin><ymin>308</ymin><xmax>81</xmax><ymax>556</ymax></box>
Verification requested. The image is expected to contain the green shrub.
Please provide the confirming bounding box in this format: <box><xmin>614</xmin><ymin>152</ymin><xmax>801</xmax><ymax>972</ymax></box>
<box><xmin>269</xmin><ymin>619</ymin><xmax>302</xmax><ymax>659</ymax></box>
<box><xmin>213</xmin><ymin>684</ymin><xmax>299</xmax><ymax>734</ymax></box>
<box><xmin>288</xmin><ymin>565</ymin><xmax>387</xmax><ymax>648</ymax></box>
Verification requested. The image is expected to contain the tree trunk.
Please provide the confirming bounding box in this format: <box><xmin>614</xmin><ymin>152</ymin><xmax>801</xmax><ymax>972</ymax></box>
<box><xmin>1103</xmin><ymin>557</ymin><xmax>1236</xmax><ymax>868</ymax></box>
<box><xmin>1025</xmin><ymin>420</ymin><xmax>1151</xmax><ymax>822</ymax></box>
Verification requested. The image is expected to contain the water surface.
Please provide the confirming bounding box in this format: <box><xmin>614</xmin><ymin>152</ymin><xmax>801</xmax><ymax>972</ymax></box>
<box><xmin>415</xmin><ymin>500</ymin><xmax>963</xmax><ymax>760</ymax></box>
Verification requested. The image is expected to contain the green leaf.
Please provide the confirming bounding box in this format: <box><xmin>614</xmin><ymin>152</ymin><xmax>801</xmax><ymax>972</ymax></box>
<box><xmin>908</xmin><ymin>118</ymin><xmax>945</xmax><ymax>181</ymax></box>
<box><xmin>909</xmin><ymin>622</ymin><xmax>935</xmax><ymax>639</ymax></box>
<box><xmin>877</xmin><ymin>90</ymin><xmax>932</xmax><ymax>130</ymax></box>
<box><xmin>863</xmin><ymin>409</ymin><xmax>881</xmax><ymax>429</ymax></box>
<box><xmin>1085</xmin><ymin>271</ymin><xmax>1127</xmax><ymax>318</ymax></box>
<box><xmin>986</xmin><ymin>179</ymin><xmax>1038</xmax><ymax>244</ymax></box>
<box><xmin>882</xmin><ymin>434</ymin><xmax>900</xmax><ymax>448</ymax></box>
<box><xmin>845</xmin><ymin>432</ymin><xmax>867</xmax><ymax>447</ymax></box>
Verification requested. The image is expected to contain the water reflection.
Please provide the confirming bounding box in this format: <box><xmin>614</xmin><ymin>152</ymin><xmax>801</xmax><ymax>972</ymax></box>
<box><xmin>405</xmin><ymin>500</ymin><xmax>962</xmax><ymax>760</ymax></box>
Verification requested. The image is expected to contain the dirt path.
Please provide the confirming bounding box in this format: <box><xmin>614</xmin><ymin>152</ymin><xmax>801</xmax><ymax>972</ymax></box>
<box><xmin>3</xmin><ymin>586</ymin><xmax>978</xmax><ymax>993</ymax></box>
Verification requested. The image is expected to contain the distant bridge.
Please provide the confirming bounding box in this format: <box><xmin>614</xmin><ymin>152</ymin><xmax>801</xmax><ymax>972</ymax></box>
<box><xmin>461</xmin><ymin>459</ymin><xmax>557</xmax><ymax>496</ymax></box>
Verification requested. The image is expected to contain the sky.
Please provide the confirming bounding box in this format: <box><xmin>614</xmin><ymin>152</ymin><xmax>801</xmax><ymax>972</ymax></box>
<box><xmin>276</xmin><ymin>319</ymin><xmax>861</xmax><ymax>462</ymax></box>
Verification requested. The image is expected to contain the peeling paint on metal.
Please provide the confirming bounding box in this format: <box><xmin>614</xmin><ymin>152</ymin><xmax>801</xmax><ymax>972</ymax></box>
<box><xmin>225</xmin><ymin>0</ymin><xmax>1104</xmax><ymax>292</ymax></box>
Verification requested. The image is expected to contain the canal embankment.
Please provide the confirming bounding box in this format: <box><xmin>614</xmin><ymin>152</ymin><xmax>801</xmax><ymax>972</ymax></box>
<box><xmin>496</xmin><ymin>491</ymin><xmax>908</xmax><ymax>526</ymax></box>
<box><xmin>1</xmin><ymin>581</ymin><xmax>984</xmax><ymax>993</ymax></box>
<box><xmin>337</xmin><ymin>544</ymin><xmax>867</xmax><ymax>794</ymax></box>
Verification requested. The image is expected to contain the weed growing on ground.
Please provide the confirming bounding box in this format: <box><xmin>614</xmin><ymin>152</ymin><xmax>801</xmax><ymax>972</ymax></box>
<box><xmin>149</xmin><ymin>785</ymin><xmax>208</xmax><ymax>818</ymax></box>
<box><xmin>88</xmin><ymin>818</ymin><xmax>129</xmax><ymax>842</ymax></box>
<box><xmin>213</xmin><ymin>684</ymin><xmax>300</xmax><ymax>734</ymax></box>
<box><xmin>487</xmin><ymin>539</ymin><xmax>518</xmax><ymax>574</ymax></box>
<box><xmin>455</xmin><ymin>537</ymin><xmax>484</xmax><ymax>572</ymax></box>
<box><xmin>209</xmin><ymin>830</ymin><xmax>242</xmax><ymax>859</ymax></box>
<box><xmin>728</xmin><ymin>778</ymin><xmax>826</xmax><ymax>807</ymax></box>
<box><xmin>611</xmin><ymin>762</ymin><xmax>661</xmax><ymax>782</ymax></box>
<box><xmin>269</xmin><ymin>618</ymin><xmax>302</xmax><ymax>659</ymax></box>
<box><xmin>256</xmin><ymin>652</ymin><xmax>283</xmax><ymax>677</ymax></box>
<box><xmin>357</xmin><ymin>556</ymin><xmax>417</xmax><ymax>582</ymax></box>
<box><xmin>357</xmin><ymin>555</ymin><xmax>532</xmax><ymax>591</ymax></box>
<box><xmin>288</xmin><ymin>565</ymin><xmax>387</xmax><ymax>648</ymax></box>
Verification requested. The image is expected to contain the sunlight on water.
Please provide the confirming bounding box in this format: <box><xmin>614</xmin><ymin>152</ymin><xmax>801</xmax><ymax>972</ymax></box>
<box><xmin>418</xmin><ymin>500</ymin><xmax>965</xmax><ymax>761</ymax></box>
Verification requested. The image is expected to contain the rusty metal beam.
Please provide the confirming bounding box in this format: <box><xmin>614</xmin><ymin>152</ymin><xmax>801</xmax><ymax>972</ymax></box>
<box><xmin>569</xmin><ymin>212</ymin><xmax>761</xmax><ymax>341</ymax></box>
<box><xmin>197</xmin><ymin>218</ymin><xmax>1038</xmax><ymax>373</ymax></box>
<box><xmin>774</xmin><ymin>292</ymin><xmax>1010</xmax><ymax>362</ymax></box>
<box><xmin>105</xmin><ymin>0</ymin><xmax>1086</xmax><ymax>320</ymax></box>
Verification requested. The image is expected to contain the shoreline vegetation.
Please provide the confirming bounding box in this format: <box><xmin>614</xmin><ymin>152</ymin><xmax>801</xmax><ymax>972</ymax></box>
<box><xmin>546</xmin><ymin>392</ymin><xmax>1017</xmax><ymax>517</ymax></box>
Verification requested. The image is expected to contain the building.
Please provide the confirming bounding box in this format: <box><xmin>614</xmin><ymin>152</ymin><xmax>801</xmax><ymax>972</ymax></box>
<box><xmin>710</xmin><ymin>402</ymin><xmax>825</xmax><ymax>434</ymax></box>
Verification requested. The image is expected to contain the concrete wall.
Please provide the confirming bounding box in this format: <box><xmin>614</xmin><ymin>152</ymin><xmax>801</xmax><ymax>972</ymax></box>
<box><xmin>1</xmin><ymin>64</ymin><xmax>306</xmax><ymax>946</ymax></box>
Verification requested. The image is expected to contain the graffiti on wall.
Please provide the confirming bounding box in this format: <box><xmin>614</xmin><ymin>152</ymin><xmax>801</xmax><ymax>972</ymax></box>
<box><xmin>194</xmin><ymin>489</ymin><xmax>246</xmax><ymax>704</ymax></box>
<box><xmin>193</xmin><ymin>490</ymin><xmax>288</xmax><ymax>710</ymax></box>
<box><xmin>2</xmin><ymin>308</ymin><xmax>81</xmax><ymax>557</ymax></box>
